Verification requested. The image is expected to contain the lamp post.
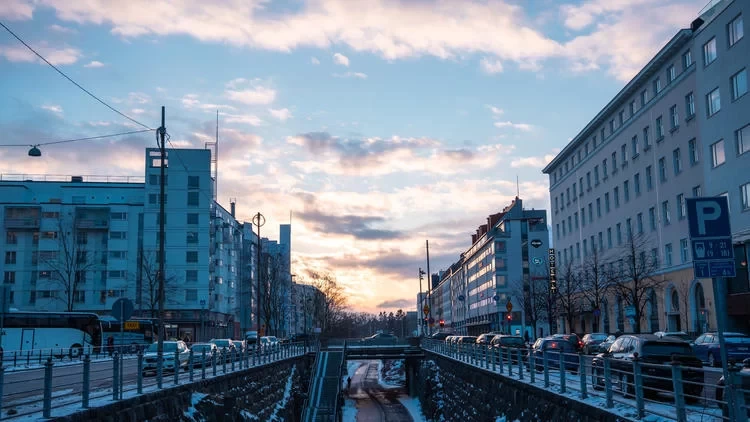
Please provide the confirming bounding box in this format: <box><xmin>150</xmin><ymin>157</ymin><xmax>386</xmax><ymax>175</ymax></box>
<box><xmin>252</xmin><ymin>212</ymin><xmax>265</xmax><ymax>350</ymax></box>
<box><xmin>418</xmin><ymin>268</ymin><xmax>426</xmax><ymax>336</ymax></box>
<box><xmin>156</xmin><ymin>106</ymin><xmax>167</xmax><ymax>388</ymax></box>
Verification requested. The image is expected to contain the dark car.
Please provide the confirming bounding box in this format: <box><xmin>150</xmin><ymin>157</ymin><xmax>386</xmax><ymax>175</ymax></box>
<box><xmin>692</xmin><ymin>332</ymin><xmax>750</xmax><ymax>367</ymax></box>
<box><xmin>476</xmin><ymin>333</ymin><xmax>501</xmax><ymax>347</ymax></box>
<box><xmin>592</xmin><ymin>334</ymin><xmax>704</xmax><ymax>400</ymax></box>
<box><xmin>551</xmin><ymin>333</ymin><xmax>583</xmax><ymax>351</ymax></box>
<box><xmin>490</xmin><ymin>335</ymin><xmax>525</xmax><ymax>349</ymax></box>
<box><xmin>715</xmin><ymin>358</ymin><xmax>750</xmax><ymax>419</ymax></box>
<box><xmin>581</xmin><ymin>333</ymin><xmax>609</xmax><ymax>354</ymax></box>
<box><xmin>431</xmin><ymin>332</ymin><xmax>453</xmax><ymax>341</ymax></box>
<box><xmin>527</xmin><ymin>337</ymin><xmax>580</xmax><ymax>372</ymax></box>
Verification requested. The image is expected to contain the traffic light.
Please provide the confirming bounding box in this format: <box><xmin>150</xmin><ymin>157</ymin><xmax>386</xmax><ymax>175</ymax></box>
<box><xmin>506</xmin><ymin>313</ymin><xmax>512</xmax><ymax>321</ymax></box>
<box><xmin>439</xmin><ymin>319</ymin><xmax>445</xmax><ymax>327</ymax></box>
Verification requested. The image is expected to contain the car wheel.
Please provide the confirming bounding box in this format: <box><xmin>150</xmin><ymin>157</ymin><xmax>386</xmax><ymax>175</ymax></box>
<box><xmin>69</xmin><ymin>343</ymin><xmax>83</xmax><ymax>359</ymax></box>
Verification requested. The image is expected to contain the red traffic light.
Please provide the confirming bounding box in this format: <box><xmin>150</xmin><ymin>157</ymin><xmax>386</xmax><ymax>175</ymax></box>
<box><xmin>439</xmin><ymin>319</ymin><xmax>445</xmax><ymax>327</ymax></box>
<box><xmin>506</xmin><ymin>314</ymin><xmax>512</xmax><ymax>321</ymax></box>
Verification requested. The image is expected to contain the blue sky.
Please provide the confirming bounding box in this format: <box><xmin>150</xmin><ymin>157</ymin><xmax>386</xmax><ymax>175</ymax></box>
<box><xmin>0</xmin><ymin>0</ymin><xmax>708</xmax><ymax>312</ymax></box>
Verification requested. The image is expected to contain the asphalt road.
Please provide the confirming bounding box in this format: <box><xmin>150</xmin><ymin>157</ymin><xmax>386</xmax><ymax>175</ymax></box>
<box><xmin>346</xmin><ymin>361</ymin><xmax>412</xmax><ymax>422</ymax></box>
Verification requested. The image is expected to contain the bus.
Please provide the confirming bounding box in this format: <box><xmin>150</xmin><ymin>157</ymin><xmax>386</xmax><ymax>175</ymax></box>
<box><xmin>101</xmin><ymin>317</ymin><xmax>156</xmax><ymax>350</ymax></box>
<box><xmin>1</xmin><ymin>311</ymin><xmax>103</xmax><ymax>358</ymax></box>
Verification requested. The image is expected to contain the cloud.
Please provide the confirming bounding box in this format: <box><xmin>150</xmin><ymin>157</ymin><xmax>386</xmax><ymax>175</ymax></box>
<box><xmin>83</xmin><ymin>60</ymin><xmax>105</xmax><ymax>68</ymax></box>
<box><xmin>377</xmin><ymin>299</ymin><xmax>413</xmax><ymax>309</ymax></box>
<box><xmin>0</xmin><ymin>44</ymin><xmax>82</xmax><ymax>65</ymax></box>
<box><xmin>332</xmin><ymin>72</ymin><xmax>367</xmax><ymax>79</ymax></box>
<box><xmin>486</xmin><ymin>105</ymin><xmax>504</xmax><ymax>116</ymax></box>
<box><xmin>131</xmin><ymin>108</ymin><xmax>145</xmax><ymax>115</ymax></box>
<box><xmin>0</xmin><ymin>0</ymin><xmax>33</xmax><ymax>20</ymax></box>
<box><xmin>41</xmin><ymin>104</ymin><xmax>63</xmax><ymax>114</ymax></box>
<box><xmin>510</xmin><ymin>154</ymin><xmax>557</xmax><ymax>169</ymax></box>
<box><xmin>333</xmin><ymin>52</ymin><xmax>350</xmax><ymax>67</ymax></box>
<box><xmin>494</xmin><ymin>121</ymin><xmax>534</xmax><ymax>131</ymax></box>
<box><xmin>224</xmin><ymin>79</ymin><xmax>276</xmax><ymax>105</ymax></box>
<box><xmin>298</xmin><ymin>209</ymin><xmax>405</xmax><ymax>241</ymax></box>
<box><xmin>48</xmin><ymin>24</ymin><xmax>77</xmax><ymax>34</ymax></box>
<box><xmin>269</xmin><ymin>108</ymin><xmax>292</xmax><ymax>121</ymax></box>
<box><xmin>221</xmin><ymin>112</ymin><xmax>263</xmax><ymax>126</ymax></box>
<box><xmin>311</xmin><ymin>56</ymin><xmax>320</xmax><ymax>65</ymax></box>
<box><xmin>181</xmin><ymin>94</ymin><xmax>236</xmax><ymax>111</ymax></box>
<box><xmin>480</xmin><ymin>57</ymin><xmax>503</xmax><ymax>74</ymax></box>
<box><xmin>127</xmin><ymin>92</ymin><xmax>151</xmax><ymax>104</ymax></box>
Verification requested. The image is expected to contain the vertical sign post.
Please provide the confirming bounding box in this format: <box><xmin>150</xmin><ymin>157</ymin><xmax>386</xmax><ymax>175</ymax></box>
<box><xmin>548</xmin><ymin>248</ymin><xmax>557</xmax><ymax>293</ymax></box>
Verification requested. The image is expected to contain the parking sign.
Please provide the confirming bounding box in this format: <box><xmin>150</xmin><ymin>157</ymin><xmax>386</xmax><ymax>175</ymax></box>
<box><xmin>687</xmin><ymin>197</ymin><xmax>735</xmax><ymax>278</ymax></box>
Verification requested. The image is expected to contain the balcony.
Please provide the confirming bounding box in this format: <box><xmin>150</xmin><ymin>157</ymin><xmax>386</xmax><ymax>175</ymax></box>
<box><xmin>4</xmin><ymin>206</ymin><xmax>41</xmax><ymax>230</ymax></box>
<box><xmin>75</xmin><ymin>207</ymin><xmax>110</xmax><ymax>230</ymax></box>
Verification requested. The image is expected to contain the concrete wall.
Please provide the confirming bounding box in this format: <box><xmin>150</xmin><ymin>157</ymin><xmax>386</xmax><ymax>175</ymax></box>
<box><xmin>417</xmin><ymin>351</ymin><xmax>629</xmax><ymax>422</ymax></box>
<box><xmin>51</xmin><ymin>355</ymin><xmax>313</xmax><ymax>422</ymax></box>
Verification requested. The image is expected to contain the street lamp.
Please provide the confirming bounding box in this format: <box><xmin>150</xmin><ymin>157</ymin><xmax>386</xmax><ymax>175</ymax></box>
<box><xmin>252</xmin><ymin>212</ymin><xmax>265</xmax><ymax>350</ymax></box>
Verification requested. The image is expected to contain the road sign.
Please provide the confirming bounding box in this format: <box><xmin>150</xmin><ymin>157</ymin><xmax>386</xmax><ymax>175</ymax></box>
<box><xmin>530</xmin><ymin>239</ymin><xmax>543</xmax><ymax>248</ymax></box>
<box><xmin>548</xmin><ymin>248</ymin><xmax>557</xmax><ymax>292</ymax></box>
<box><xmin>111</xmin><ymin>298</ymin><xmax>134</xmax><ymax>322</ymax></box>
<box><xmin>532</xmin><ymin>257</ymin><xmax>543</xmax><ymax>265</ymax></box>
<box><xmin>506</xmin><ymin>300</ymin><xmax>513</xmax><ymax>312</ymax></box>
<box><xmin>687</xmin><ymin>197</ymin><xmax>736</xmax><ymax>278</ymax></box>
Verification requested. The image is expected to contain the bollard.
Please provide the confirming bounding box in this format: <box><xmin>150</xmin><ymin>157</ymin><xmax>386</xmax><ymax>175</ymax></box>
<box><xmin>671</xmin><ymin>359</ymin><xmax>686</xmax><ymax>422</ymax></box>
<box><xmin>137</xmin><ymin>349</ymin><xmax>143</xmax><ymax>394</ymax></box>
<box><xmin>529</xmin><ymin>352</ymin><xmax>535</xmax><ymax>384</ymax></box>
<box><xmin>579</xmin><ymin>353</ymin><xmax>587</xmax><ymax>399</ymax></box>
<box><xmin>543</xmin><ymin>350</ymin><xmax>549</xmax><ymax>387</ymax></box>
<box><xmin>518</xmin><ymin>349</ymin><xmax>524</xmax><ymax>380</ymax></box>
<box><xmin>43</xmin><ymin>357</ymin><xmax>53</xmax><ymax>418</ymax></box>
<box><xmin>82</xmin><ymin>354</ymin><xmax>90</xmax><ymax>408</ymax></box>
<box><xmin>632</xmin><ymin>354</ymin><xmax>644</xmax><ymax>418</ymax></box>
<box><xmin>174</xmin><ymin>350</ymin><xmax>180</xmax><ymax>385</ymax></box>
<box><xmin>112</xmin><ymin>352</ymin><xmax>120</xmax><ymax>400</ymax></box>
<box><xmin>201</xmin><ymin>349</ymin><xmax>207</xmax><ymax>380</ymax></box>
<box><xmin>559</xmin><ymin>352</ymin><xmax>566</xmax><ymax>394</ymax></box>
<box><xmin>189</xmin><ymin>349</ymin><xmax>194</xmax><ymax>382</ymax></box>
<box><xmin>603</xmin><ymin>358</ymin><xmax>613</xmax><ymax>408</ymax></box>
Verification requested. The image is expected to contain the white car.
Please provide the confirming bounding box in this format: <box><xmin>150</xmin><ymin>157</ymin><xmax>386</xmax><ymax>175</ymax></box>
<box><xmin>141</xmin><ymin>341</ymin><xmax>190</xmax><ymax>375</ymax></box>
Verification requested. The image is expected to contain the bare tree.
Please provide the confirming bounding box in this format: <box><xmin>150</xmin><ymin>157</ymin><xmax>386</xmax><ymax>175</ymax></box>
<box><xmin>262</xmin><ymin>252</ymin><xmax>291</xmax><ymax>336</ymax></box>
<box><xmin>306</xmin><ymin>271</ymin><xmax>348</xmax><ymax>335</ymax></box>
<box><xmin>579</xmin><ymin>247</ymin><xmax>610</xmax><ymax>333</ymax></box>
<box><xmin>509</xmin><ymin>277</ymin><xmax>548</xmax><ymax>337</ymax></box>
<box><xmin>137</xmin><ymin>250</ymin><xmax>180</xmax><ymax>318</ymax></box>
<box><xmin>556</xmin><ymin>260</ymin><xmax>581</xmax><ymax>334</ymax></box>
<box><xmin>42</xmin><ymin>218</ymin><xmax>100</xmax><ymax>312</ymax></box>
<box><xmin>607</xmin><ymin>232</ymin><xmax>667</xmax><ymax>334</ymax></box>
<box><xmin>673</xmin><ymin>279</ymin><xmax>694</xmax><ymax>334</ymax></box>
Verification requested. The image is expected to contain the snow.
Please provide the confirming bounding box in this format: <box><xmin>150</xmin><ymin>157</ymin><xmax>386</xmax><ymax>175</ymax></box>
<box><xmin>377</xmin><ymin>360</ymin><xmax>405</xmax><ymax>389</ymax></box>
<box><xmin>268</xmin><ymin>366</ymin><xmax>296</xmax><ymax>421</ymax></box>
<box><xmin>397</xmin><ymin>397</ymin><xmax>427</xmax><ymax>422</ymax></box>
<box><xmin>341</xmin><ymin>398</ymin><xmax>358</xmax><ymax>421</ymax></box>
<box><xmin>182</xmin><ymin>392</ymin><xmax>208</xmax><ymax>421</ymax></box>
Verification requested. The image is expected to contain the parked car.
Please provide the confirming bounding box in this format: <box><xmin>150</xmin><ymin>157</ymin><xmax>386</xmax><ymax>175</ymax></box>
<box><xmin>692</xmin><ymin>332</ymin><xmax>750</xmax><ymax>367</ymax></box>
<box><xmin>456</xmin><ymin>336</ymin><xmax>478</xmax><ymax>344</ymax></box>
<box><xmin>715</xmin><ymin>358</ymin><xmax>750</xmax><ymax>419</ymax></box>
<box><xmin>431</xmin><ymin>332</ymin><xmax>453</xmax><ymax>341</ymax></box>
<box><xmin>654</xmin><ymin>331</ymin><xmax>692</xmax><ymax>342</ymax></box>
<box><xmin>245</xmin><ymin>331</ymin><xmax>258</xmax><ymax>343</ymax></box>
<box><xmin>581</xmin><ymin>333</ymin><xmax>609</xmax><ymax>354</ymax></box>
<box><xmin>592</xmin><ymin>334</ymin><xmax>704</xmax><ymax>400</ymax></box>
<box><xmin>476</xmin><ymin>333</ymin><xmax>501</xmax><ymax>347</ymax></box>
<box><xmin>598</xmin><ymin>335</ymin><xmax>616</xmax><ymax>353</ymax></box>
<box><xmin>489</xmin><ymin>335</ymin><xmax>525</xmax><ymax>350</ymax></box>
<box><xmin>232</xmin><ymin>340</ymin><xmax>246</xmax><ymax>354</ymax></box>
<box><xmin>141</xmin><ymin>341</ymin><xmax>190</xmax><ymax>375</ymax></box>
<box><xmin>189</xmin><ymin>343</ymin><xmax>218</xmax><ymax>367</ymax></box>
<box><xmin>361</xmin><ymin>332</ymin><xmax>398</xmax><ymax>345</ymax></box>
<box><xmin>209</xmin><ymin>338</ymin><xmax>236</xmax><ymax>354</ymax></box>
<box><xmin>551</xmin><ymin>333</ymin><xmax>583</xmax><ymax>351</ymax></box>
<box><xmin>527</xmin><ymin>337</ymin><xmax>579</xmax><ymax>372</ymax></box>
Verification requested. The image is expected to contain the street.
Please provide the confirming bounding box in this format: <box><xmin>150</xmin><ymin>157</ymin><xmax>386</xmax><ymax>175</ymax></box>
<box><xmin>346</xmin><ymin>361</ymin><xmax>412</xmax><ymax>422</ymax></box>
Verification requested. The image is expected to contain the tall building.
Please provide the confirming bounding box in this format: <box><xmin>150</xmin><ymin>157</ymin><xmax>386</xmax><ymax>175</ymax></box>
<box><xmin>429</xmin><ymin>197</ymin><xmax>550</xmax><ymax>338</ymax></box>
<box><xmin>0</xmin><ymin>147</ymin><xmax>293</xmax><ymax>341</ymax></box>
<box><xmin>542</xmin><ymin>0</ymin><xmax>749</xmax><ymax>334</ymax></box>
<box><xmin>290</xmin><ymin>282</ymin><xmax>324</xmax><ymax>336</ymax></box>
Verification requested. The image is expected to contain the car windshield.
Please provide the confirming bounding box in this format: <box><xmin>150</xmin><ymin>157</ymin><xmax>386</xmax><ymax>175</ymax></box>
<box><xmin>642</xmin><ymin>342</ymin><xmax>694</xmax><ymax>356</ymax></box>
<box><xmin>589</xmin><ymin>334</ymin><xmax>608</xmax><ymax>341</ymax></box>
<box><xmin>500</xmin><ymin>337</ymin><xmax>524</xmax><ymax>346</ymax></box>
<box><xmin>192</xmin><ymin>344</ymin><xmax>212</xmax><ymax>351</ymax></box>
<box><xmin>147</xmin><ymin>343</ymin><xmax>177</xmax><ymax>352</ymax></box>
<box><xmin>726</xmin><ymin>336</ymin><xmax>750</xmax><ymax>344</ymax></box>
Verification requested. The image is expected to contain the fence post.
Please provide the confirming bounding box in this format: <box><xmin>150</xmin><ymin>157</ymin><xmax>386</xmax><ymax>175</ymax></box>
<box><xmin>492</xmin><ymin>347</ymin><xmax>497</xmax><ymax>372</ymax></box>
<box><xmin>543</xmin><ymin>350</ymin><xmax>549</xmax><ymax>387</ymax></box>
<box><xmin>729</xmin><ymin>364</ymin><xmax>748</xmax><ymax>422</ymax></box>
<box><xmin>518</xmin><ymin>349</ymin><xmax>524</xmax><ymax>380</ymax></box>
<box><xmin>633</xmin><ymin>353</ymin><xmax>644</xmax><ymax>419</ymax></box>
<box><xmin>43</xmin><ymin>357</ymin><xmax>53</xmax><ymax>418</ymax></box>
<box><xmin>559</xmin><ymin>352</ymin><xmax>566</xmax><ymax>394</ymax></box>
<box><xmin>0</xmin><ymin>366</ymin><xmax>4</xmax><ymax>414</ymax></box>
<box><xmin>112</xmin><ymin>352</ymin><xmax>120</xmax><ymax>400</ymax></box>
<box><xmin>174</xmin><ymin>350</ymin><xmax>180</xmax><ymax>385</ymax></box>
<box><xmin>189</xmin><ymin>349</ymin><xmax>194</xmax><ymax>382</ymax></box>
<box><xmin>671</xmin><ymin>358</ymin><xmax>686</xmax><ymax>422</ymax></box>
<box><xmin>603</xmin><ymin>358</ymin><xmax>613</xmax><ymax>408</ymax></box>
<box><xmin>579</xmin><ymin>353</ymin><xmax>587</xmax><ymax>399</ymax></box>
<box><xmin>201</xmin><ymin>349</ymin><xmax>207</xmax><ymax>380</ymax></box>
<box><xmin>529</xmin><ymin>351</ymin><xmax>535</xmax><ymax>384</ymax></box>
<box><xmin>82</xmin><ymin>354</ymin><xmax>90</xmax><ymax>408</ymax></box>
<box><xmin>137</xmin><ymin>349</ymin><xmax>143</xmax><ymax>394</ymax></box>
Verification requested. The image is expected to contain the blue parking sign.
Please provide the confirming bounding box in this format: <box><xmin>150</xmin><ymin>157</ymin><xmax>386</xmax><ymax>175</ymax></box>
<box><xmin>687</xmin><ymin>197</ymin><xmax>735</xmax><ymax>278</ymax></box>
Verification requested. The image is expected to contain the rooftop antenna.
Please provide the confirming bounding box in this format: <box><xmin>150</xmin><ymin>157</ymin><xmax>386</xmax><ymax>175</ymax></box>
<box><xmin>204</xmin><ymin>111</ymin><xmax>219</xmax><ymax>201</ymax></box>
<box><xmin>516</xmin><ymin>175</ymin><xmax>520</xmax><ymax>198</ymax></box>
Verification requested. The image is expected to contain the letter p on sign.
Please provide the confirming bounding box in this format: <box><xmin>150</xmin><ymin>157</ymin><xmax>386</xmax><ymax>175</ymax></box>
<box><xmin>696</xmin><ymin>202</ymin><xmax>721</xmax><ymax>235</ymax></box>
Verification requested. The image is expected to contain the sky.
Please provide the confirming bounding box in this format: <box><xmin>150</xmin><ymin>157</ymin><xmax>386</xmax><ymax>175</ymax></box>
<box><xmin>0</xmin><ymin>0</ymin><xmax>710</xmax><ymax>314</ymax></box>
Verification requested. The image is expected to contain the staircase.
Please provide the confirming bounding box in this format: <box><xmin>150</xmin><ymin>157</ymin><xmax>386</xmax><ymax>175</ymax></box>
<box><xmin>302</xmin><ymin>350</ymin><xmax>345</xmax><ymax>422</ymax></box>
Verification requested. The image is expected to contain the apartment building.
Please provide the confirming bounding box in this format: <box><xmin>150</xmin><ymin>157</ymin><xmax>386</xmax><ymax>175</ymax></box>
<box><xmin>542</xmin><ymin>0</ymin><xmax>750</xmax><ymax>335</ymax></box>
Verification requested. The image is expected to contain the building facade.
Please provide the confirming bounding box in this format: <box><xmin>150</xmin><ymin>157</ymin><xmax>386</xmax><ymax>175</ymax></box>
<box><xmin>542</xmin><ymin>0</ymin><xmax>749</xmax><ymax>335</ymax></box>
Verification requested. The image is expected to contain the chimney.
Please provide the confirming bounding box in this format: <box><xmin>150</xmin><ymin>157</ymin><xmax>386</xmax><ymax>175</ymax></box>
<box><xmin>230</xmin><ymin>197</ymin><xmax>236</xmax><ymax>218</ymax></box>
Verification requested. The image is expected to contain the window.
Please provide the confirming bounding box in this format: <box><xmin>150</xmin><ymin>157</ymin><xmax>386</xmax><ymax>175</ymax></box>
<box><xmin>188</xmin><ymin>176</ymin><xmax>200</xmax><ymax>189</ymax></box>
<box><xmin>148</xmin><ymin>175</ymin><xmax>167</xmax><ymax>186</ymax></box>
<box><xmin>566</xmin><ymin>188</ymin><xmax>571</xmax><ymax>205</ymax></box>
<box><xmin>598</xmin><ymin>232</ymin><xmax>604</xmax><ymax>250</ymax></box>
<box><xmin>741</xmin><ymin>182</ymin><xmax>750</xmax><ymax>210</ymax></box>
<box><xmin>685</xmin><ymin>92</ymin><xmax>695</xmax><ymax>119</ymax></box>
<box><xmin>643</xmin><ymin>126</ymin><xmax>651</xmax><ymax>149</ymax></box>
<box><xmin>664</xmin><ymin>243</ymin><xmax>673</xmax><ymax>267</ymax></box>
<box><xmin>693</xmin><ymin>185</ymin><xmax>702</xmax><ymax>197</ymax></box>
<box><xmin>670</xmin><ymin>105</ymin><xmax>679</xmax><ymax>129</ymax></box>
<box><xmin>673</xmin><ymin>148</ymin><xmax>682</xmax><ymax>175</ymax></box>
<box><xmin>110</xmin><ymin>231</ymin><xmax>127</xmax><ymax>240</ymax></box>
<box><xmin>187</xmin><ymin>213</ymin><xmax>199</xmax><ymax>225</ymax></box>
<box><xmin>651</xmin><ymin>248</ymin><xmax>659</xmax><ymax>268</ymax></box>
<box><xmin>630</xmin><ymin>100</ymin><xmax>636</xmax><ymax>116</ymax></box>
<box><xmin>605</xmin><ymin>193</ymin><xmax>611</xmax><ymax>213</ymax></box>
<box><xmin>662</xmin><ymin>200</ymin><xmax>671</xmax><ymax>225</ymax></box>
<box><xmin>624</xmin><ymin>180</ymin><xmax>630</xmax><ymax>202</ymax></box>
<box><xmin>185</xmin><ymin>289</ymin><xmax>198</xmax><ymax>302</ymax></box>
<box><xmin>581</xmin><ymin>208</ymin><xmax>586</xmax><ymax>227</ymax></box>
<box><xmin>621</xmin><ymin>144</ymin><xmax>628</xmax><ymax>167</ymax></box>
<box><xmin>594</xmin><ymin>165</ymin><xmax>600</xmax><ymax>185</ymax></box>
<box><xmin>612</xmin><ymin>151</ymin><xmax>617</xmax><ymax>170</ymax></box>
<box><xmin>609</xmin><ymin>119</ymin><xmax>615</xmax><ymax>134</ymax></box>
<box><xmin>653</xmin><ymin>77</ymin><xmax>662</xmax><ymax>95</ymax></box>
<box><xmin>626</xmin><ymin>218</ymin><xmax>632</xmax><ymax>237</ymax></box>
<box><xmin>3</xmin><ymin>272</ymin><xmax>16</xmax><ymax>284</ymax></box>
<box><xmin>574</xmin><ymin>212</ymin><xmax>579</xmax><ymax>229</ymax></box>
<box><xmin>707</xmin><ymin>87</ymin><xmax>721</xmax><ymax>116</ymax></box>
<box><xmin>600</xmin><ymin>128</ymin><xmax>605</xmax><ymax>142</ymax></box>
<box><xmin>637</xmin><ymin>213</ymin><xmax>644</xmax><ymax>234</ymax></box>
<box><xmin>682</xmin><ymin>50</ymin><xmax>693</xmax><ymax>69</ymax></box>
<box><xmin>703</xmin><ymin>37</ymin><xmax>717</xmax><ymax>65</ymax></box>
<box><xmin>678</xmin><ymin>193</ymin><xmax>686</xmax><ymax>219</ymax></box>
<box><xmin>731</xmin><ymin>69</ymin><xmax>747</xmax><ymax>100</ymax></box>
<box><xmin>187</xmin><ymin>232</ymin><xmax>198</xmax><ymax>244</ymax></box>
<box><xmin>634</xmin><ymin>173</ymin><xmax>641</xmax><ymax>196</ymax></box>
<box><xmin>596</xmin><ymin>198</ymin><xmax>602</xmax><ymax>217</ymax></box>
<box><xmin>602</xmin><ymin>159</ymin><xmax>608</xmax><ymax>177</ymax></box>
<box><xmin>186</xmin><ymin>251</ymin><xmax>198</xmax><ymax>263</ymax></box>
<box><xmin>616</xmin><ymin>223</ymin><xmax>622</xmax><ymax>245</ymax></box>
<box><xmin>711</xmin><ymin>140</ymin><xmax>726</xmax><ymax>167</ymax></box>
<box><xmin>187</xmin><ymin>192</ymin><xmax>200</xmax><ymax>207</ymax></box>
<box><xmin>148</xmin><ymin>193</ymin><xmax>167</xmax><ymax>205</ymax></box>
<box><xmin>641</xmin><ymin>89</ymin><xmax>649</xmax><ymax>106</ymax></box>
<box><xmin>607</xmin><ymin>228</ymin><xmax>613</xmax><ymax>249</ymax></box>
<box><xmin>109</xmin><ymin>251</ymin><xmax>127</xmax><ymax>259</ymax></box>
<box><xmin>614</xmin><ymin>187</ymin><xmax>620</xmax><ymax>208</ymax></box>
<box><xmin>110</xmin><ymin>212</ymin><xmax>127</xmax><ymax>221</ymax></box>
<box><xmin>689</xmin><ymin>138</ymin><xmax>699</xmax><ymax>165</ymax></box>
<box><xmin>579</xmin><ymin>178</ymin><xmax>583</xmax><ymax>196</ymax></box>
<box><xmin>729</xmin><ymin>15</ymin><xmax>744</xmax><ymax>47</ymax></box>
<box><xmin>42</xmin><ymin>211</ymin><xmax>59</xmax><ymax>219</ymax></box>
<box><xmin>632</xmin><ymin>135</ymin><xmax>639</xmax><ymax>157</ymax></box>
<box><xmin>4</xmin><ymin>251</ymin><xmax>16</xmax><ymax>265</ymax></box>
<box><xmin>108</xmin><ymin>270</ymin><xmax>127</xmax><ymax>278</ymax></box>
<box><xmin>667</xmin><ymin>65</ymin><xmax>676</xmax><ymax>83</ymax></box>
<box><xmin>649</xmin><ymin>207</ymin><xmax>657</xmax><ymax>231</ymax></box>
<box><xmin>656</xmin><ymin>116</ymin><xmax>664</xmax><ymax>139</ymax></box>
<box><xmin>680</xmin><ymin>238</ymin><xmax>689</xmax><ymax>263</ymax></box>
<box><xmin>658</xmin><ymin>157</ymin><xmax>667</xmax><ymax>182</ymax></box>
<box><xmin>619</xmin><ymin>110</ymin><xmax>625</xmax><ymax>125</ymax></box>
<box><xmin>734</xmin><ymin>124</ymin><xmax>750</xmax><ymax>156</ymax></box>
<box><xmin>646</xmin><ymin>165</ymin><xmax>653</xmax><ymax>190</ymax></box>
<box><xmin>586</xmin><ymin>172</ymin><xmax>592</xmax><ymax>190</ymax></box>
<box><xmin>556</xmin><ymin>224</ymin><xmax>560</xmax><ymax>238</ymax></box>
<box><xmin>573</xmin><ymin>183</ymin><xmax>577</xmax><ymax>200</ymax></box>
<box><xmin>588</xmin><ymin>203</ymin><xmax>593</xmax><ymax>222</ymax></box>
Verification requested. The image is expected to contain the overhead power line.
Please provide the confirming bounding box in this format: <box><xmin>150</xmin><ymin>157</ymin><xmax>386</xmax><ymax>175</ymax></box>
<box><xmin>0</xmin><ymin>20</ymin><xmax>153</xmax><ymax>131</ymax></box>
<box><xmin>0</xmin><ymin>129</ymin><xmax>154</xmax><ymax>147</ymax></box>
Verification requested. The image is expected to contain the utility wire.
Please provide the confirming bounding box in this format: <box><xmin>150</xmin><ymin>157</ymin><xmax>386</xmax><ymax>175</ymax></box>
<box><xmin>0</xmin><ymin>129</ymin><xmax>154</xmax><ymax>147</ymax></box>
<box><xmin>0</xmin><ymin>20</ymin><xmax>153</xmax><ymax>131</ymax></box>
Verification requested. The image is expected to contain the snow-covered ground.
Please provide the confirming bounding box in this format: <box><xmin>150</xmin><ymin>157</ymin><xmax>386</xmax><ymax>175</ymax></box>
<box><xmin>397</xmin><ymin>397</ymin><xmax>427</xmax><ymax>422</ymax></box>
<box><xmin>342</xmin><ymin>398</ymin><xmax>358</xmax><ymax>421</ymax></box>
<box><xmin>377</xmin><ymin>359</ymin><xmax>405</xmax><ymax>389</ymax></box>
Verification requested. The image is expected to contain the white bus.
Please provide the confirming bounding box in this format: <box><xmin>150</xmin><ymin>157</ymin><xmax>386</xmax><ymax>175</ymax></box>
<box><xmin>1</xmin><ymin>311</ymin><xmax>103</xmax><ymax>358</ymax></box>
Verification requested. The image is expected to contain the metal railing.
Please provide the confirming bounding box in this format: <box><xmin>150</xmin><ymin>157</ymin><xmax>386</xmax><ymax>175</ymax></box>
<box><xmin>422</xmin><ymin>339</ymin><xmax>749</xmax><ymax>422</ymax></box>
<box><xmin>0</xmin><ymin>342</ymin><xmax>310</xmax><ymax>421</ymax></box>
<box><xmin>0</xmin><ymin>174</ymin><xmax>145</xmax><ymax>184</ymax></box>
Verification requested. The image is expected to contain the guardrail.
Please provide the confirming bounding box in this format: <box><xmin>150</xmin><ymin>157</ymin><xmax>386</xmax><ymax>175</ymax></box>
<box><xmin>422</xmin><ymin>339</ymin><xmax>749</xmax><ymax>422</ymax></box>
<box><xmin>1</xmin><ymin>345</ymin><xmax>144</xmax><ymax>371</ymax></box>
<box><xmin>0</xmin><ymin>342</ymin><xmax>310</xmax><ymax>421</ymax></box>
